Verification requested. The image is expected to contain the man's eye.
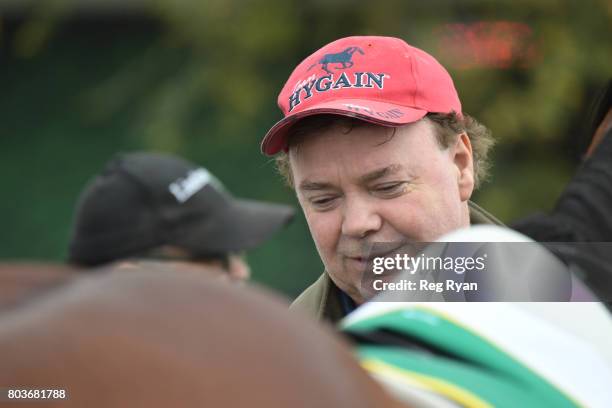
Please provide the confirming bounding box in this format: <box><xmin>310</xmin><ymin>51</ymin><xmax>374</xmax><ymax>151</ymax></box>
<box><xmin>373</xmin><ymin>182</ymin><xmax>406</xmax><ymax>196</ymax></box>
<box><xmin>310</xmin><ymin>196</ymin><xmax>338</xmax><ymax>209</ymax></box>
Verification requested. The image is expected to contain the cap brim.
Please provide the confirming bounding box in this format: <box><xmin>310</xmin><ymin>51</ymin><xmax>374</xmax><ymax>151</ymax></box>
<box><xmin>261</xmin><ymin>99</ymin><xmax>428</xmax><ymax>155</ymax></box>
<box><xmin>172</xmin><ymin>199</ymin><xmax>295</xmax><ymax>256</ymax></box>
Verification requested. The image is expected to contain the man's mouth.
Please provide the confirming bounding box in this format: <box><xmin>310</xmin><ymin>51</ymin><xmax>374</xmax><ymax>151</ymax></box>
<box><xmin>345</xmin><ymin>256</ymin><xmax>366</xmax><ymax>264</ymax></box>
<box><xmin>345</xmin><ymin>254</ymin><xmax>381</xmax><ymax>265</ymax></box>
<box><xmin>341</xmin><ymin>257</ymin><xmax>370</xmax><ymax>277</ymax></box>
<box><xmin>344</xmin><ymin>242</ymin><xmax>410</xmax><ymax>261</ymax></box>
<box><xmin>347</xmin><ymin>256</ymin><xmax>370</xmax><ymax>263</ymax></box>
<box><xmin>344</xmin><ymin>250</ymin><xmax>394</xmax><ymax>270</ymax></box>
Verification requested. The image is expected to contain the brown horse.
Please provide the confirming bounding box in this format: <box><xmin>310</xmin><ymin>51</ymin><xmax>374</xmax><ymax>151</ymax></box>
<box><xmin>0</xmin><ymin>262</ymin><xmax>404</xmax><ymax>407</ymax></box>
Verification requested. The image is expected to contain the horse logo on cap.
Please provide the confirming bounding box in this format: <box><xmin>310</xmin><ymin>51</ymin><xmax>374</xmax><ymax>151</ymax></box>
<box><xmin>308</xmin><ymin>46</ymin><xmax>365</xmax><ymax>75</ymax></box>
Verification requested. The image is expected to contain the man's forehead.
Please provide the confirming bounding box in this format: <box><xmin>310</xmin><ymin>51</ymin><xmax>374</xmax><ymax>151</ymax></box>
<box><xmin>359</xmin><ymin>164</ymin><xmax>404</xmax><ymax>182</ymax></box>
<box><xmin>289</xmin><ymin>119</ymin><xmax>394</xmax><ymax>155</ymax></box>
<box><xmin>289</xmin><ymin>117</ymin><xmax>434</xmax><ymax>155</ymax></box>
<box><xmin>289</xmin><ymin>119</ymin><xmax>434</xmax><ymax>187</ymax></box>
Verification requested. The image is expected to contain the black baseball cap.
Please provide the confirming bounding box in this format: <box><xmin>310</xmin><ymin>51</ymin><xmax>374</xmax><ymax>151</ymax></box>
<box><xmin>68</xmin><ymin>152</ymin><xmax>295</xmax><ymax>266</ymax></box>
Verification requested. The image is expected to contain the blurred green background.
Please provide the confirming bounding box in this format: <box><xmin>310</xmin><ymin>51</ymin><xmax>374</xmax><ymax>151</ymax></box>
<box><xmin>1</xmin><ymin>0</ymin><xmax>610</xmax><ymax>298</ymax></box>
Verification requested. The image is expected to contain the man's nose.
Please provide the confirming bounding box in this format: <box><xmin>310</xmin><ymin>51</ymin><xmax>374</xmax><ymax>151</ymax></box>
<box><xmin>341</xmin><ymin>197</ymin><xmax>382</xmax><ymax>238</ymax></box>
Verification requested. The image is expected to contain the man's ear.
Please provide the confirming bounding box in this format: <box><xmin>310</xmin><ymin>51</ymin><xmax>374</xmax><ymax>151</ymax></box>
<box><xmin>453</xmin><ymin>132</ymin><xmax>475</xmax><ymax>202</ymax></box>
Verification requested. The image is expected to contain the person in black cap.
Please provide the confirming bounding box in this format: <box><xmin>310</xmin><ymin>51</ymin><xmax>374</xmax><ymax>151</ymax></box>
<box><xmin>68</xmin><ymin>152</ymin><xmax>294</xmax><ymax>281</ymax></box>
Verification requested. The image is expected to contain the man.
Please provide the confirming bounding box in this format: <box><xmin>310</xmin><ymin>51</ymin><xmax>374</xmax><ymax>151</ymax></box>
<box><xmin>260</xmin><ymin>36</ymin><xmax>501</xmax><ymax>321</ymax></box>
<box><xmin>68</xmin><ymin>152</ymin><xmax>294</xmax><ymax>281</ymax></box>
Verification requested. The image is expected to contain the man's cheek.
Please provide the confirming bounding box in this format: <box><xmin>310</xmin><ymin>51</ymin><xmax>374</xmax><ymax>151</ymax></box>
<box><xmin>305</xmin><ymin>214</ymin><xmax>339</xmax><ymax>256</ymax></box>
<box><xmin>309</xmin><ymin>219</ymin><xmax>335</xmax><ymax>247</ymax></box>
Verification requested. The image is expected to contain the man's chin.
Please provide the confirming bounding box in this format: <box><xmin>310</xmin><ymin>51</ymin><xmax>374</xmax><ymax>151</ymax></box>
<box><xmin>326</xmin><ymin>269</ymin><xmax>368</xmax><ymax>305</ymax></box>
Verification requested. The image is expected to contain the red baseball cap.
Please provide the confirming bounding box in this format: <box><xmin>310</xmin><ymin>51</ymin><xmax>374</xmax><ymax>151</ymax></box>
<box><xmin>261</xmin><ymin>36</ymin><xmax>462</xmax><ymax>155</ymax></box>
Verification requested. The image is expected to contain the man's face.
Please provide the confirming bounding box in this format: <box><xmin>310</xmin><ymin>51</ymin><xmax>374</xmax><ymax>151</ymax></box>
<box><xmin>289</xmin><ymin>119</ymin><xmax>474</xmax><ymax>304</ymax></box>
<box><xmin>120</xmin><ymin>248</ymin><xmax>251</xmax><ymax>282</ymax></box>
<box><xmin>162</xmin><ymin>254</ymin><xmax>250</xmax><ymax>282</ymax></box>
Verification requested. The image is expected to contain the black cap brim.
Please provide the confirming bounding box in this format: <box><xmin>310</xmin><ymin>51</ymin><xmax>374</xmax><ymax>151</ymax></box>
<box><xmin>170</xmin><ymin>199</ymin><xmax>295</xmax><ymax>256</ymax></box>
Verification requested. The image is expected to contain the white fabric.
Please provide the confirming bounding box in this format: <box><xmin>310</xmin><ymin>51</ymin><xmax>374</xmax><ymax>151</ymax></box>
<box><xmin>344</xmin><ymin>226</ymin><xmax>612</xmax><ymax>407</ymax></box>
